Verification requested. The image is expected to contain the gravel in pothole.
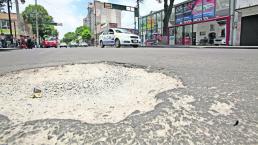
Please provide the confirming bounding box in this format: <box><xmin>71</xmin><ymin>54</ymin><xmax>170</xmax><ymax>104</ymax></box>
<box><xmin>0</xmin><ymin>63</ymin><xmax>183</xmax><ymax>124</ymax></box>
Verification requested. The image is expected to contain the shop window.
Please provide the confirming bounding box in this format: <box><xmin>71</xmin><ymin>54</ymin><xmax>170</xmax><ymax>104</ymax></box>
<box><xmin>142</xmin><ymin>17</ymin><xmax>147</xmax><ymax>31</ymax></box>
<box><xmin>210</xmin><ymin>24</ymin><xmax>215</xmax><ymax>31</ymax></box>
<box><xmin>175</xmin><ymin>26</ymin><xmax>183</xmax><ymax>45</ymax></box>
<box><xmin>221</xmin><ymin>29</ymin><xmax>225</xmax><ymax>37</ymax></box>
<box><xmin>157</xmin><ymin>12</ymin><xmax>162</xmax><ymax>33</ymax></box>
<box><xmin>184</xmin><ymin>25</ymin><xmax>192</xmax><ymax>45</ymax></box>
<box><xmin>0</xmin><ymin>20</ymin><xmax>10</xmax><ymax>29</ymax></box>
<box><xmin>153</xmin><ymin>14</ymin><xmax>157</xmax><ymax>33</ymax></box>
<box><xmin>200</xmin><ymin>31</ymin><xmax>206</xmax><ymax>36</ymax></box>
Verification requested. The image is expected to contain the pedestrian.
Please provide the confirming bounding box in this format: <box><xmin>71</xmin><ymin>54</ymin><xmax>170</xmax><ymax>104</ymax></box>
<box><xmin>27</xmin><ymin>36</ymin><xmax>33</xmax><ymax>49</ymax></box>
<box><xmin>0</xmin><ymin>33</ymin><xmax>7</xmax><ymax>48</ymax></box>
<box><xmin>20</xmin><ymin>35</ymin><xmax>27</xmax><ymax>49</ymax></box>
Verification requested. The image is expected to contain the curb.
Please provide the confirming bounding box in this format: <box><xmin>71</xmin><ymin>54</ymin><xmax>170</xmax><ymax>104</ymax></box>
<box><xmin>141</xmin><ymin>45</ymin><xmax>258</xmax><ymax>49</ymax></box>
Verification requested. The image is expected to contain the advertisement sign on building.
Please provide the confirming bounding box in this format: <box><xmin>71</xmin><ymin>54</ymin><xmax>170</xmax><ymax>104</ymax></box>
<box><xmin>192</xmin><ymin>0</ymin><xmax>203</xmax><ymax>22</ymax></box>
<box><xmin>175</xmin><ymin>5</ymin><xmax>184</xmax><ymax>24</ymax></box>
<box><xmin>176</xmin><ymin>0</ymin><xmax>216</xmax><ymax>24</ymax></box>
<box><xmin>183</xmin><ymin>2</ymin><xmax>193</xmax><ymax>24</ymax></box>
<box><xmin>203</xmin><ymin>0</ymin><xmax>215</xmax><ymax>20</ymax></box>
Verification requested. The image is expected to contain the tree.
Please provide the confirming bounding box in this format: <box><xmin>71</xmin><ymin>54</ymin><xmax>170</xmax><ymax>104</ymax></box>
<box><xmin>156</xmin><ymin>0</ymin><xmax>175</xmax><ymax>36</ymax></box>
<box><xmin>62</xmin><ymin>32</ymin><xmax>76</xmax><ymax>44</ymax></box>
<box><xmin>162</xmin><ymin>0</ymin><xmax>174</xmax><ymax>36</ymax></box>
<box><xmin>22</xmin><ymin>4</ymin><xmax>58</xmax><ymax>38</ymax></box>
<box><xmin>75</xmin><ymin>26</ymin><xmax>91</xmax><ymax>41</ymax></box>
<box><xmin>81</xmin><ymin>29</ymin><xmax>91</xmax><ymax>41</ymax></box>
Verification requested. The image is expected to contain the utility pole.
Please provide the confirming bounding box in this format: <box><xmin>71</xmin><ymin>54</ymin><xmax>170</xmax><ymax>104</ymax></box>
<box><xmin>94</xmin><ymin>0</ymin><xmax>97</xmax><ymax>46</ymax></box>
<box><xmin>35</xmin><ymin>0</ymin><xmax>39</xmax><ymax>47</ymax></box>
<box><xmin>137</xmin><ymin>0</ymin><xmax>139</xmax><ymax>35</ymax></box>
<box><xmin>15</xmin><ymin>0</ymin><xmax>24</xmax><ymax>36</ymax></box>
<box><xmin>7</xmin><ymin>0</ymin><xmax>13</xmax><ymax>44</ymax></box>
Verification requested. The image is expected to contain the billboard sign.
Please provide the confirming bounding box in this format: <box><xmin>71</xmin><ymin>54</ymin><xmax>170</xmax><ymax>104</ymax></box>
<box><xmin>183</xmin><ymin>2</ymin><xmax>193</xmax><ymax>24</ymax></box>
<box><xmin>192</xmin><ymin>0</ymin><xmax>203</xmax><ymax>22</ymax></box>
<box><xmin>175</xmin><ymin>5</ymin><xmax>184</xmax><ymax>24</ymax></box>
<box><xmin>203</xmin><ymin>0</ymin><xmax>215</xmax><ymax>20</ymax></box>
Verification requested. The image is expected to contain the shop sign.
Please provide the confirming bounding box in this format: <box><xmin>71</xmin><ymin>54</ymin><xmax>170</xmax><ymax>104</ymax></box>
<box><xmin>192</xmin><ymin>0</ymin><xmax>203</xmax><ymax>22</ymax></box>
<box><xmin>183</xmin><ymin>2</ymin><xmax>193</xmax><ymax>24</ymax></box>
<box><xmin>203</xmin><ymin>0</ymin><xmax>215</xmax><ymax>20</ymax></box>
<box><xmin>175</xmin><ymin>5</ymin><xmax>184</xmax><ymax>24</ymax></box>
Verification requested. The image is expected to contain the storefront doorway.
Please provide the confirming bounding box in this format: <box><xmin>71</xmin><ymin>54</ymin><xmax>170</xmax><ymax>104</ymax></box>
<box><xmin>172</xmin><ymin>16</ymin><xmax>230</xmax><ymax>46</ymax></box>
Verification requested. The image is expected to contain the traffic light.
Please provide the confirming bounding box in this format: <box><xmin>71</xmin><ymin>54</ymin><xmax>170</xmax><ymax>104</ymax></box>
<box><xmin>20</xmin><ymin>0</ymin><xmax>25</xmax><ymax>4</ymax></box>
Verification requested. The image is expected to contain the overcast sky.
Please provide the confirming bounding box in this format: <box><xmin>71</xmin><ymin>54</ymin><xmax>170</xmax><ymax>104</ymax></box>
<box><xmin>14</xmin><ymin>0</ymin><xmax>185</xmax><ymax>38</ymax></box>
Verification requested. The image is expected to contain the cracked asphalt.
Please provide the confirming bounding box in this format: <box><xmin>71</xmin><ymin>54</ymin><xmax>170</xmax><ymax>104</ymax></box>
<box><xmin>0</xmin><ymin>47</ymin><xmax>258</xmax><ymax>145</ymax></box>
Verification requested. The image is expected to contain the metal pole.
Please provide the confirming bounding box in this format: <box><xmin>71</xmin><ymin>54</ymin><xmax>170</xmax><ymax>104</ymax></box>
<box><xmin>14</xmin><ymin>21</ymin><xmax>17</xmax><ymax>38</ymax></box>
<box><xmin>35</xmin><ymin>0</ymin><xmax>39</xmax><ymax>47</ymax></box>
<box><xmin>137</xmin><ymin>0</ymin><xmax>139</xmax><ymax>35</ymax></box>
<box><xmin>7</xmin><ymin>0</ymin><xmax>13</xmax><ymax>44</ymax></box>
<box><xmin>94</xmin><ymin>0</ymin><xmax>97</xmax><ymax>46</ymax></box>
<box><xmin>15</xmin><ymin>0</ymin><xmax>22</xmax><ymax>35</ymax></box>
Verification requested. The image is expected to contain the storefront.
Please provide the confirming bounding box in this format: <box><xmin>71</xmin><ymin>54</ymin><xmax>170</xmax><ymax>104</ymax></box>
<box><xmin>170</xmin><ymin>0</ymin><xmax>230</xmax><ymax>46</ymax></box>
<box><xmin>139</xmin><ymin>10</ymin><xmax>175</xmax><ymax>46</ymax></box>
<box><xmin>139</xmin><ymin>0</ymin><xmax>230</xmax><ymax>46</ymax></box>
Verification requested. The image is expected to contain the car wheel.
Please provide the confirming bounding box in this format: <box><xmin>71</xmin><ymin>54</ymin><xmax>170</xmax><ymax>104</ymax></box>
<box><xmin>133</xmin><ymin>45</ymin><xmax>138</xmax><ymax>48</ymax></box>
<box><xmin>115</xmin><ymin>39</ymin><xmax>121</xmax><ymax>48</ymax></box>
<box><xmin>100</xmin><ymin>41</ymin><xmax>105</xmax><ymax>48</ymax></box>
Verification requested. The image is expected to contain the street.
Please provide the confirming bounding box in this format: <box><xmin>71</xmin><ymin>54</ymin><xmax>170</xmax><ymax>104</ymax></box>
<box><xmin>0</xmin><ymin>47</ymin><xmax>258</xmax><ymax>144</ymax></box>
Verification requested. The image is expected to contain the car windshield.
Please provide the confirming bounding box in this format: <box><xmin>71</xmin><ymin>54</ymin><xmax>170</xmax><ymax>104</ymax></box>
<box><xmin>47</xmin><ymin>37</ymin><xmax>56</xmax><ymax>41</ymax></box>
<box><xmin>115</xmin><ymin>29</ymin><xmax>131</xmax><ymax>34</ymax></box>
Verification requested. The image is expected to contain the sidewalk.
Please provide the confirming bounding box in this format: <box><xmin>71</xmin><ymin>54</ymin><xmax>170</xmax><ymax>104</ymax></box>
<box><xmin>143</xmin><ymin>45</ymin><xmax>258</xmax><ymax>49</ymax></box>
<box><xmin>0</xmin><ymin>48</ymin><xmax>20</xmax><ymax>51</ymax></box>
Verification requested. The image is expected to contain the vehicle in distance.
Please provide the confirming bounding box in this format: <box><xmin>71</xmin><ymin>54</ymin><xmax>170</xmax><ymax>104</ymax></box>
<box><xmin>79</xmin><ymin>42</ymin><xmax>88</xmax><ymax>47</ymax></box>
<box><xmin>59</xmin><ymin>42</ymin><xmax>68</xmax><ymax>48</ymax></box>
<box><xmin>69</xmin><ymin>41</ymin><xmax>78</xmax><ymax>47</ymax></box>
<box><xmin>42</xmin><ymin>37</ymin><xmax>58</xmax><ymax>48</ymax></box>
<box><xmin>99</xmin><ymin>28</ymin><xmax>141</xmax><ymax>48</ymax></box>
<box><xmin>214</xmin><ymin>37</ymin><xmax>226</xmax><ymax>45</ymax></box>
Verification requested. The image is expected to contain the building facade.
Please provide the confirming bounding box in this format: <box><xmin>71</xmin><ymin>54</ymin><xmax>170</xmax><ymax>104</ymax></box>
<box><xmin>232</xmin><ymin>0</ymin><xmax>258</xmax><ymax>46</ymax></box>
<box><xmin>139</xmin><ymin>0</ymin><xmax>232</xmax><ymax>46</ymax></box>
<box><xmin>0</xmin><ymin>12</ymin><xmax>33</xmax><ymax>38</ymax></box>
<box><xmin>85</xmin><ymin>1</ymin><xmax>122</xmax><ymax>44</ymax></box>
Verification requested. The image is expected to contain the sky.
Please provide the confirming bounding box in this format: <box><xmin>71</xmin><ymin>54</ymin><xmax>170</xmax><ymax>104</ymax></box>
<box><xmin>15</xmin><ymin>0</ymin><xmax>185</xmax><ymax>38</ymax></box>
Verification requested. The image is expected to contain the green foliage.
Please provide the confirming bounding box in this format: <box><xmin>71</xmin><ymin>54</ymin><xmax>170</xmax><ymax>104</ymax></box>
<box><xmin>22</xmin><ymin>4</ymin><xmax>58</xmax><ymax>38</ymax></box>
<box><xmin>62</xmin><ymin>32</ymin><xmax>76</xmax><ymax>44</ymax></box>
<box><xmin>62</xmin><ymin>26</ymin><xmax>91</xmax><ymax>43</ymax></box>
<box><xmin>75</xmin><ymin>26</ymin><xmax>91</xmax><ymax>41</ymax></box>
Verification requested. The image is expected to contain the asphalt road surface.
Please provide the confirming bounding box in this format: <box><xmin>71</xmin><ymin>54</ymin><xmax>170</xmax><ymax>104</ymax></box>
<box><xmin>0</xmin><ymin>47</ymin><xmax>258</xmax><ymax>144</ymax></box>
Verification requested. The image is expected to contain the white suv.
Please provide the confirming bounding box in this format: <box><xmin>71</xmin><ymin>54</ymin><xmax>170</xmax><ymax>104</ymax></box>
<box><xmin>99</xmin><ymin>28</ymin><xmax>141</xmax><ymax>48</ymax></box>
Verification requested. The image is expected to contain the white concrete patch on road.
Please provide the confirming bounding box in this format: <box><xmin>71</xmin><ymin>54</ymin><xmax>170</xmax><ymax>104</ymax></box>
<box><xmin>208</xmin><ymin>101</ymin><xmax>234</xmax><ymax>116</ymax></box>
<box><xmin>0</xmin><ymin>63</ymin><xmax>183</xmax><ymax>124</ymax></box>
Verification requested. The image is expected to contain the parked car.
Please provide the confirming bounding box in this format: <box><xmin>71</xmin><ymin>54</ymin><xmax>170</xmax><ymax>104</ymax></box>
<box><xmin>42</xmin><ymin>37</ymin><xmax>58</xmax><ymax>48</ymax></box>
<box><xmin>69</xmin><ymin>42</ymin><xmax>78</xmax><ymax>47</ymax></box>
<box><xmin>79</xmin><ymin>42</ymin><xmax>88</xmax><ymax>47</ymax></box>
<box><xmin>59</xmin><ymin>42</ymin><xmax>68</xmax><ymax>48</ymax></box>
<box><xmin>214</xmin><ymin>37</ymin><xmax>226</xmax><ymax>45</ymax></box>
<box><xmin>99</xmin><ymin>28</ymin><xmax>141</xmax><ymax>48</ymax></box>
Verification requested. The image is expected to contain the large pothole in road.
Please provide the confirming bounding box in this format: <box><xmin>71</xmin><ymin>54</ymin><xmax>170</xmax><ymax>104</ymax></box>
<box><xmin>0</xmin><ymin>63</ymin><xmax>183</xmax><ymax>124</ymax></box>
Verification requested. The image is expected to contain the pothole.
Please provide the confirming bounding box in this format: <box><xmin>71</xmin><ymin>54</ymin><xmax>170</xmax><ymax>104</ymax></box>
<box><xmin>0</xmin><ymin>63</ymin><xmax>183</xmax><ymax>124</ymax></box>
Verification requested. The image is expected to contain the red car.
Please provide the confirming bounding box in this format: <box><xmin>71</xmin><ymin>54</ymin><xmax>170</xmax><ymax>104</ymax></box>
<box><xmin>42</xmin><ymin>37</ymin><xmax>58</xmax><ymax>48</ymax></box>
